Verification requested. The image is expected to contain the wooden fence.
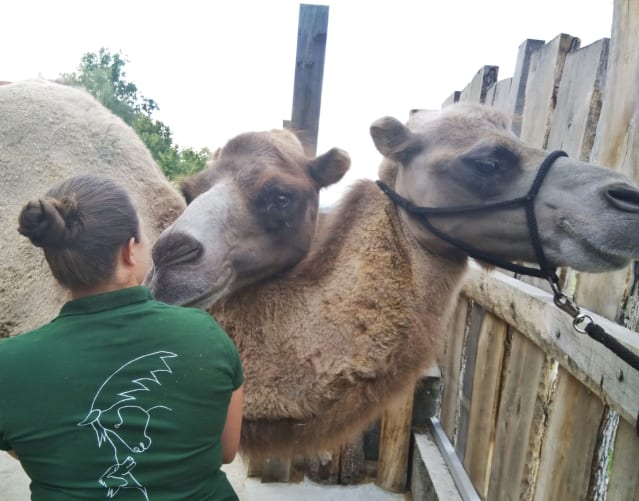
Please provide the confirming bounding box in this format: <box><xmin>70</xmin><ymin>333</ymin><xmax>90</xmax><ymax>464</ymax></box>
<box><xmin>434</xmin><ymin>0</ymin><xmax>639</xmax><ymax>499</ymax></box>
<box><xmin>254</xmin><ymin>2</ymin><xmax>639</xmax><ymax>498</ymax></box>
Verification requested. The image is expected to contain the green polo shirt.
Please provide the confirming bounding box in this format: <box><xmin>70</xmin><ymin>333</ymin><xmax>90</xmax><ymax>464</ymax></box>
<box><xmin>0</xmin><ymin>286</ymin><xmax>243</xmax><ymax>500</ymax></box>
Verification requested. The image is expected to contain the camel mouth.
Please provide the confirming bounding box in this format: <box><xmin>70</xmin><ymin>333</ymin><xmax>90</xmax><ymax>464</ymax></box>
<box><xmin>559</xmin><ymin>219</ymin><xmax>630</xmax><ymax>270</ymax></box>
<box><xmin>182</xmin><ymin>265</ymin><xmax>234</xmax><ymax>309</ymax></box>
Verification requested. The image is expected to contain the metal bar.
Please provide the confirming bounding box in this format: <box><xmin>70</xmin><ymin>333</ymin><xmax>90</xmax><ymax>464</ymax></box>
<box><xmin>428</xmin><ymin>417</ymin><xmax>481</xmax><ymax>501</ymax></box>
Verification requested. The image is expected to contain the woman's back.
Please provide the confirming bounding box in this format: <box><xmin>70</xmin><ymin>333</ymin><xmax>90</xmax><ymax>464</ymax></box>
<box><xmin>0</xmin><ymin>286</ymin><xmax>242</xmax><ymax>500</ymax></box>
<box><xmin>1</xmin><ymin>174</ymin><xmax>243</xmax><ymax>500</ymax></box>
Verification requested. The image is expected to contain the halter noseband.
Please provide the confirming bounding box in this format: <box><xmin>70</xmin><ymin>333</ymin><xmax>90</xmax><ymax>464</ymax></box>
<box><xmin>376</xmin><ymin>150</ymin><xmax>568</xmax><ymax>284</ymax></box>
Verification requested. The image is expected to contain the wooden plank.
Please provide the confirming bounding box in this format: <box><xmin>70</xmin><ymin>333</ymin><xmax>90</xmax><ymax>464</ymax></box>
<box><xmin>442</xmin><ymin>91</ymin><xmax>461</xmax><ymax>108</ymax></box>
<box><xmin>546</xmin><ymin>38</ymin><xmax>609</xmax><ymax>160</ymax></box>
<box><xmin>290</xmin><ymin>4</ymin><xmax>329</xmax><ymax>156</ymax></box>
<box><xmin>440</xmin><ymin>296</ymin><xmax>471</xmax><ymax>440</ymax></box>
<box><xmin>455</xmin><ymin>302</ymin><xmax>485</xmax><ymax>462</ymax></box>
<box><xmin>462</xmin><ymin>264</ymin><xmax>639</xmax><ymax>426</ymax></box>
<box><xmin>306</xmin><ymin>450</ymin><xmax>340</xmax><ymax>484</ymax></box>
<box><xmin>245</xmin><ymin>456</ymin><xmax>263</xmax><ymax>477</ymax></box>
<box><xmin>589</xmin><ymin>0</ymin><xmax>639</xmax><ymax>180</ymax></box>
<box><xmin>533</xmin><ymin>368</ymin><xmax>604</xmax><ymax>501</ymax></box>
<box><xmin>607</xmin><ymin>417</ymin><xmax>639</xmax><ymax>500</ymax></box>
<box><xmin>519</xmin><ymin>34</ymin><xmax>580</xmax><ymax>148</ymax></box>
<box><xmin>508</xmin><ymin>39</ymin><xmax>545</xmax><ymax>136</ymax></box>
<box><xmin>487</xmin><ymin>333</ymin><xmax>554</xmax><ymax>501</ymax></box>
<box><xmin>412</xmin><ymin>365</ymin><xmax>443</xmax><ymax>431</ymax></box>
<box><xmin>572</xmin><ymin>0</ymin><xmax>639</xmax><ymax>322</ymax></box>
<box><xmin>261</xmin><ymin>457</ymin><xmax>291</xmax><ymax>483</ymax></box>
<box><xmin>574</xmin><ymin>268</ymin><xmax>630</xmax><ymax>323</ymax></box>
<box><xmin>485</xmin><ymin>78</ymin><xmax>512</xmax><ymax>113</ymax></box>
<box><xmin>376</xmin><ymin>388</ymin><xmax>414</xmax><ymax>492</ymax></box>
<box><xmin>339</xmin><ymin>435</ymin><xmax>365</xmax><ymax>484</ymax></box>
<box><xmin>458</xmin><ymin>65</ymin><xmax>499</xmax><ymax>105</ymax></box>
<box><xmin>463</xmin><ymin>313</ymin><xmax>508</xmax><ymax>497</ymax></box>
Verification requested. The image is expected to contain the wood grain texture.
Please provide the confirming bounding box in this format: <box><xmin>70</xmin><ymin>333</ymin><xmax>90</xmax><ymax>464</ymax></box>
<box><xmin>463</xmin><ymin>313</ymin><xmax>507</xmax><ymax>497</ymax></box>
<box><xmin>519</xmin><ymin>34</ymin><xmax>580</xmax><ymax>148</ymax></box>
<box><xmin>376</xmin><ymin>389</ymin><xmax>414</xmax><ymax>492</ymax></box>
<box><xmin>486</xmin><ymin>334</ymin><xmax>553</xmax><ymax>501</ymax></box>
<box><xmin>533</xmin><ymin>369</ymin><xmax>604</xmax><ymax>501</ymax></box>
<box><xmin>463</xmin><ymin>265</ymin><xmax>639</xmax><ymax>426</ymax></box>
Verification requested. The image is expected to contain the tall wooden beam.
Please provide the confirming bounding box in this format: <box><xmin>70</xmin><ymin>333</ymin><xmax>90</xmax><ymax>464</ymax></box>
<box><xmin>290</xmin><ymin>4</ymin><xmax>329</xmax><ymax>156</ymax></box>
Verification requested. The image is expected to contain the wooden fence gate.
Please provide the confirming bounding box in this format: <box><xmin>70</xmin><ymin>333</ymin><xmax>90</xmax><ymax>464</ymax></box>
<box><xmin>431</xmin><ymin>1</ymin><xmax>639</xmax><ymax>499</ymax></box>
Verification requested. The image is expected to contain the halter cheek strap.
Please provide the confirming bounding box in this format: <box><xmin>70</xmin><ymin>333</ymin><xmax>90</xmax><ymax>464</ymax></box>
<box><xmin>376</xmin><ymin>150</ymin><xmax>568</xmax><ymax>283</ymax></box>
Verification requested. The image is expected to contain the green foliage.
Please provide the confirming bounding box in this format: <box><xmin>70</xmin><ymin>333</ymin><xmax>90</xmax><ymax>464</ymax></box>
<box><xmin>60</xmin><ymin>48</ymin><xmax>208</xmax><ymax>180</ymax></box>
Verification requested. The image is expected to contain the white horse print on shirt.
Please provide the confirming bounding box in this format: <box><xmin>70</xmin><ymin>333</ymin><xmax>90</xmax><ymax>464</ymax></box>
<box><xmin>78</xmin><ymin>351</ymin><xmax>177</xmax><ymax>500</ymax></box>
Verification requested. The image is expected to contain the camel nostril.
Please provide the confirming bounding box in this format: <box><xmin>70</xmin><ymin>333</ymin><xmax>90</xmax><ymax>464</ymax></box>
<box><xmin>152</xmin><ymin>231</ymin><xmax>203</xmax><ymax>268</ymax></box>
<box><xmin>606</xmin><ymin>185</ymin><xmax>639</xmax><ymax>213</ymax></box>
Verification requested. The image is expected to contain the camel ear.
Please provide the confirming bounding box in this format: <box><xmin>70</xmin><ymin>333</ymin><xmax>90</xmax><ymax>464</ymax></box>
<box><xmin>370</xmin><ymin>117</ymin><xmax>422</xmax><ymax>163</ymax></box>
<box><xmin>307</xmin><ymin>147</ymin><xmax>351</xmax><ymax>188</ymax></box>
<box><xmin>179</xmin><ymin>149</ymin><xmax>221</xmax><ymax>204</ymax></box>
<box><xmin>180</xmin><ymin>165</ymin><xmax>218</xmax><ymax>205</ymax></box>
<box><xmin>180</xmin><ymin>180</ymin><xmax>198</xmax><ymax>205</ymax></box>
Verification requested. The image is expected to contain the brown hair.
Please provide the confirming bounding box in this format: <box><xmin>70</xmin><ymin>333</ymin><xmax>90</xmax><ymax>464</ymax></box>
<box><xmin>18</xmin><ymin>175</ymin><xmax>140</xmax><ymax>289</ymax></box>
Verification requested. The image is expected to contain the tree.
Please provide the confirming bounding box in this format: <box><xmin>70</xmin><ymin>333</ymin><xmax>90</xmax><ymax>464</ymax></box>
<box><xmin>59</xmin><ymin>48</ymin><xmax>209</xmax><ymax>180</ymax></box>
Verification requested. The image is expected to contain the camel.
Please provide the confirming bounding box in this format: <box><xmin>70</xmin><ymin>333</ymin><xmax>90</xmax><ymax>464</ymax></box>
<box><xmin>149</xmin><ymin>102</ymin><xmax>639</xmax><ymax>460</ymax></box>
<box><xmin>0</xmin><ymin>79</ymin><xmax>350</xmax><ymax>339</ymax></box>
<box><xmin>148</xmin><ymin>130</ymin><xmax>350</xmax><ymax>305</ymax></box>
<box><xmin>0</xmin><ymin>80</ymin><xmax>185</xmax><ymax>337</ymax></box>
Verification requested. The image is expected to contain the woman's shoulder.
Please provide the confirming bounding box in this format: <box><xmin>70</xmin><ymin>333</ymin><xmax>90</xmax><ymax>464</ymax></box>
<box><xmin>148</xmin><ymin>300</ymin><xmax>229</xmax><ymax>338</ymax></box>
<box><xmin>0</xmin><ymin>322</ymin><xmax>55</xmax><ymax>362</ymax></box>
<box><xmin>150</xmin><ymin>300</ymin><xmax>215</xmax><ymax>323</ymax></box>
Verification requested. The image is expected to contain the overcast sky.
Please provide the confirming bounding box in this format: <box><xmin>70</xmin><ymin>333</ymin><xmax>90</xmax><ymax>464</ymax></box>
<box><xmin>2</xmin><ymin>0</ymin><xmax>614</xmax><ymax>205</ymax></box>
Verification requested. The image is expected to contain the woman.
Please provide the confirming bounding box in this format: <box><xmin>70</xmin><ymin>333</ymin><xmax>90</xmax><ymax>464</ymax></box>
<box><xmin>0</xmin><ymin>174</ymin><xmax>244</xmax><ymax>500</ymax></box>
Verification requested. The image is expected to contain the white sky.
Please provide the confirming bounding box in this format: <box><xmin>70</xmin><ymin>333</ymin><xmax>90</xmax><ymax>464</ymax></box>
<box><xmin>2</xmin><ymin>0</ymin><xmax>614</xmax><ymax>205</ymax></box>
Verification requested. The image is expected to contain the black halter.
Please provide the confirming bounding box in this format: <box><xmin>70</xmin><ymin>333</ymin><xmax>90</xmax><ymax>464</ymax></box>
<box><xmin>376</xmin><ymin>150</ymin><xmax>568</xmax><ymax>284</ymax></box>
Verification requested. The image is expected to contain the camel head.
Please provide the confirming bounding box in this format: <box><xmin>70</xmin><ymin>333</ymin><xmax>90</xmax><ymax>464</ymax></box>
<box><xmin>371</xmin><ymin>103</ymin><xmax>639</xmax><ymax>274</ymax></box>
<box><xmin>147</xmin><ymin>129</ymin><xmax>350</xmax><ymax>307</ymax></box>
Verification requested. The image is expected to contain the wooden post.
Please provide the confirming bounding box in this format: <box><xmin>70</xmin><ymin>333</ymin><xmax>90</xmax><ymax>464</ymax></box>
<box><xmin>375</xmin><ymin>388</ymin><xmax>414</xmax><ymax>492</ymax></box>
<box><xmin>508</xmin><ymin>39</ymin><xmax>544</xmax><ymax>136</ymax></box>
<box><xmin>260</xmin><ymin>457</ymin><xmax>291</xmax><ymax>483</ymax></box>
<box><xmin>289</xmin><ymin>4</ymin><xmax>329</xmax><ymax>156</ymax></box>
<box><xmin>259</xmin><ymin>6</ymin><xmax>330</xmax><ymax>484</ymax></box>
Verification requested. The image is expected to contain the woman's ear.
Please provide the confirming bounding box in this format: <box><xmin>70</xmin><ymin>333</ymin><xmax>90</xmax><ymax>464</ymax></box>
<box><xmin>122</xmin><ymin>237</ymin><xmax>137</xmax><ymax>266</ymax></box>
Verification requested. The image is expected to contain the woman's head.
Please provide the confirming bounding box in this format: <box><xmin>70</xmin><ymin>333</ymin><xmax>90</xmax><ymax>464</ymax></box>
<box><xmin>18</xmin><ymin>175</ymin><xmax>146</xmax><ymax>290</ymax></box>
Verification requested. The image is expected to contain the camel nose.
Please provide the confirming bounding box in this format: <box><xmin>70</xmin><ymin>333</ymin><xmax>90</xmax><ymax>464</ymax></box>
<box><xmin>606</xmin><ymin>184</ymin><xmax>639</xmax><ymax>213</ymax></box>
<box><xmin>152</xmin><ymin>231</ymin><xmax>203</xmax><ymax>268</ymax></box>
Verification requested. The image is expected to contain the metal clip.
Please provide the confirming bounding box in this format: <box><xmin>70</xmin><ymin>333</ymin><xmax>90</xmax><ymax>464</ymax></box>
<box><xmin>572</xmin><ymin>314</ymin><xmax>593</xmax><ymax>334</ymax></box>
<box><xmin>553</xmin><ymin>291</ymin><xmax>581</xmax><ymax>319</ymax></box>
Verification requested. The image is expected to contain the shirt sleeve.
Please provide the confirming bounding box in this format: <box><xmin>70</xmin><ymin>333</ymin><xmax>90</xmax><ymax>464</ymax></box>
<box><xmin>223</xmin><ymin>333</ymin><xmax>244</xmax><ymax>390</ymax></box>
<box><xmin>199</xmin><ymin>311</ymin><xmax>244</xmax><ymax>391</ymax></box>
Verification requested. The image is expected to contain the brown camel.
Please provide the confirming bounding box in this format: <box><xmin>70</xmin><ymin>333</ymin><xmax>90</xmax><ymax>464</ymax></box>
<box><xmin>149</xmin><ymin>102</ymin><xmax>639</xmax><ymax>461</ymax></box>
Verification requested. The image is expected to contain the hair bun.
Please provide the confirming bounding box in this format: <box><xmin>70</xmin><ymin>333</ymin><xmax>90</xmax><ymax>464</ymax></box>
<box><xmin>18</xmin><ymin>196</ymin><xmax>82</xmax><ymax>248</ymax></box>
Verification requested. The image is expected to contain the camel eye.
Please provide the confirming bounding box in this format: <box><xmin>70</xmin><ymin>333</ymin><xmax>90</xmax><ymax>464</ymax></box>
<box><xmin>274</xmin><ymin>194</ymin><xmax>290</xmax><ymax>209</ymax></box>
<box><xmin>474</xmin><ymin>159</ymin><xmax>500</xmax><ymax>175</ymax></box>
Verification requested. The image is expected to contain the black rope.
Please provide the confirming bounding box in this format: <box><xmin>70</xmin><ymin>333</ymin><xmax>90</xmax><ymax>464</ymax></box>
<box><xmin>522</xmin><ymin>150</ymin><xmax>567</xmax><ymax>277</ymax></box>
<box><xmin>583</xmin><ymin>323</ymin><xmax>639</xmax><ymax>437</ymax></box>
<box><xmin>584</xmin><ymin>323</ymin><xmax>639</xmax><ymax>371</ymax></box>
<box><xmin>375</xmin><ymin>150</ymin><xmax>567</xmax><ymax>283</ymax></box>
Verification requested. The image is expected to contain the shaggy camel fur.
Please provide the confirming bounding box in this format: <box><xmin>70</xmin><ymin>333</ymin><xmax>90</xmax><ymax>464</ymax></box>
<box><xmin>0</xmin><ymin>80</ymin><xmax>185</xmax><ymax>337</ymax></box>
<box><xmin>150</xmin><ymin>103</ymin><xmax>639</xmax><ymax>460</ymax></box>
